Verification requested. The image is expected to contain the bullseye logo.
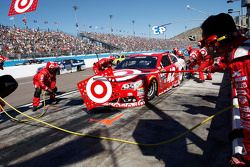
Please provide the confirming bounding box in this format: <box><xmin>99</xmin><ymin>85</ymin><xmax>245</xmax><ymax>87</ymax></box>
<box><xmin>190</xmin><ymin>52</ymin><xmax>197</xmax><ymax>59</ymax></box>
<box><xmin>113</xmin><ymin>69</ymin><xmax>142</xmax><ymax>81</ymax></box>
<box><xmin>200</xmin><ymin>48</ymin><xmax>207</xmax><ymax>56</ymax></box>
<box><xmin>8</xmin><ymin>0</ymin><xmax>39</xmax><ymax>16</ymax></box>
<box><xmin>86</xmin><ymin>76</ymin><xmax>112</xmax><ymax>103</ymax></box>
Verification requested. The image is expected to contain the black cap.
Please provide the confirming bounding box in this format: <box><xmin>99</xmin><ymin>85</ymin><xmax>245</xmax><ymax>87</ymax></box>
<box><xmin>201</xmin><ymin>13</ymin><xmax>237</xmax><ymax>39</ymax></box>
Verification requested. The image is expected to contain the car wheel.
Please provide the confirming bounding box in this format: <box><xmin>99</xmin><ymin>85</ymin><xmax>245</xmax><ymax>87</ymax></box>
<box><xmin>56</xmin><ymin>69</ymin><xmax>60</xmax><ymax>75</ymax></box>
<box><xmin>179</xmin><ymin>68</ymin><xmax>184</xmax><ymax>83</ymax></box>
<box><xmin>80</xmin><ymin>65</ymin><xmax>85</xmax><ymax>71</ymax></box>
<box><xmin>147</xmin><ymin>79</ymin><xmax>157</xmax><ymax>101</ymax></box>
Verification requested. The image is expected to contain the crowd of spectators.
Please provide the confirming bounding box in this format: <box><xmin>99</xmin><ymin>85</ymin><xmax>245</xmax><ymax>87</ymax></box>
<box><xmin>82</xmin><ymin>32</ymin><xmax>194</xmax><ymax>52</ymax></box>
<box><xmin>0</xmin><ymin>25</ymin><xmax>109</xmax><ymax>59</ymax></box>
<box><xmin>0</xmin><ymin>25</ymin><xmax>195</xmax><ymax>59</ymax></box>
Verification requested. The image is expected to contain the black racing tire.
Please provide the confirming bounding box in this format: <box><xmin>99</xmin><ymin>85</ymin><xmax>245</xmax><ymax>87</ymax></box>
<box><xmin>147</xmin><ymin>79</ymin><xmax>157</xmax><ymax>101</ymax></box>
<box><xmin>56</xmin><ymin>69</ymin><xmax>60</xmax><ymax>75</ymax></box>
<box><xmin>179</xmin><ymin>68</ymin><xmax>185</xmax><ymax>83</ymax></box>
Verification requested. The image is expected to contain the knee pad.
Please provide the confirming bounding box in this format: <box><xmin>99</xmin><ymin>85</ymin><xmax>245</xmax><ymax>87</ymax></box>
<box><xmin>52</xmin><ymin>87</ymin><xmax>58</xmax><ymax>94</ymax></box>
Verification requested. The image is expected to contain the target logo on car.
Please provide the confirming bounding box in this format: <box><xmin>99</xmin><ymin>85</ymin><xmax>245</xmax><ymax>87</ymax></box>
<box><xmin>113</xmin><ymin>69</ymin><xmax>141</xmax><ymax>81</ymax></box>
<box><xmin>86</xmin><ymin>76</ymin><xmax>112</xmax><ymax>103</ymax></box>
<box><xmin>8</xmin><ymin>0</ymin><xmax>39</xmax><ymax>16</ymax></box>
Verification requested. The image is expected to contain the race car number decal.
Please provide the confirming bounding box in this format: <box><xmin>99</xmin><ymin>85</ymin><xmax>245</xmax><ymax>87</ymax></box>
<box><xmin>167</xmin><ymin>67</ymin><xmax>176</xmax><ymax>83</ymax></box>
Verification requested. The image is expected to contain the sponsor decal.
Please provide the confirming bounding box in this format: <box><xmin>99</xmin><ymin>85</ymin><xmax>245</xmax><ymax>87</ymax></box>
<box><xmin>86</xmin><ymin>76</ymin><xmax>112</xmax><ymax>104</ymax></box>
<box><xmin>240</xmin><ymin>113</ymin><xmax>250</xmax><ymax>118</ymax></box>
<box><xmin>152</xmin><ymin>26</ymin><xmax>166</xmax><ymax>35</ymax></box>
<box><xmin>235</xmin><ymin>76</ymin><xmax>247</xmax><ymax>82</ymax></box>
<box><xmin>8</xmin><ymin>0</ymin><xmax>39</xmax><ymax>16</ymax></box>
<box><xmin>137</xmin><ymin>88</ymin><xmax>144</xmax><ymax>96</ymax></box>
<box><xmin>113</xmin><ymin>69</ymin><xmax>141</xmax><ymax>81</ymax></box>
<box><xmin>236</xmin><ymin>89</ymin><xmax>247</xmax><ymax>95</ymax></box>
<box><xmin>238</xmin><ymin>95</ymin><xmax>248</xmax><ymax>105</ymax></box>
<box><xmin>241</xmin><ymin>106</ymin><xmax>250</xmax><ymax>112</ymax></box>
<box><xmin>104</xmin><ymin>100</ymin><xmax>145</xmax><ymax>108</ymax></box>
<box><xmin>235</xmin><ymin>82</ymin><xmax>248</xmax><ymax>89</ymax></box>
<box><xmin>167</xmin><ymin>67</ymin><xmax>176</xmax><ymax>83</ymax></box>
<box><xmin>232</xmin><ymin>70</ymin><xmax>242</xmax><ymax>78</ymax></box>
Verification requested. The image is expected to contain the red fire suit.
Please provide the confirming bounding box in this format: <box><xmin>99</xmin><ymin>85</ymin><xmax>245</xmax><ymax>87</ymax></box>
<box><xmin>0</xmin><ymin>56</ymin><xmax>6</xmax><ymax>112</ymax></box>
<box><xmin>188</xmin><ymin>48</ymin><xmax>204</xmax><ymax>80</ymax></box>
<box><xmin>198</xmin><ymin>48</ymin><xmax>214</xmax><ymax>81</ymax></box>
<box><xmin>176</xmin><ymin>50</ymin><xmax>186</xmax><ymax>61</ymax></box>
<box><xmin>228</xmin><ymin>38</ymin><xmax>250</xmax><ymax>163</ymax></box>
<box><xmin>93</xmin><ymin>58</ymin><xmax>113</xmax><ymax>74</ymax></box>
<box><xmin>33</xmin><ymin>68</ymin><xmax>56</xmax><ymax>107</ymax></box>
<box><xmin>0</xmin><ymin>55</ymin><xmax>6</xmax><ymax>70</ymax></box>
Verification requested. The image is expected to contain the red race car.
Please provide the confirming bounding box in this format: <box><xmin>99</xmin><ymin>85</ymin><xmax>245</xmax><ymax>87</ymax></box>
<box><xmin>77</xmin><ymin>52</ymin><xmax>186</xmax><ymax>110</ymax></box>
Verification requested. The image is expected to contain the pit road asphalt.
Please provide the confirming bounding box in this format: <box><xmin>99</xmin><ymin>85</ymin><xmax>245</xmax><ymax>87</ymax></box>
<box><xmin>0</xmin><ymin>69</ymin><xmax>232</xmax><ymax>167</ymax></box>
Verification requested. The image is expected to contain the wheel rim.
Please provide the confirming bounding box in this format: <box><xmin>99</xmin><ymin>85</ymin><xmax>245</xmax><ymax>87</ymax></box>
<box><xmin>148</xmin><ymin>81</ymin><xmax>155</xmax><ymax>97</ymax></box>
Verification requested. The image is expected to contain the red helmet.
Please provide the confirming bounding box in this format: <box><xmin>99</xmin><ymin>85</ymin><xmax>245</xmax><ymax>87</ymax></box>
<box><xmin>197</xmin><ymin>39</ymin><xmax>205</xmax><ymax>48</ymax></box>
<box><xmin>186</xmin><ymin>46</ymin><xmax>192</xmax><ymax>51</ymax></box>
<box><xmin>177</xmin><ymin>50</ymin><xmax>183</xmax><ymax>56</ymax></box>
<box><xmin>173</xmin><ymin>47</ymin><xmax>179</xmax><ymax>51</ymax></box>
<box><xmin>203</xmin><ymin>35</ymin><xmax>222</xmax><ymax>53</ymax></box>
<box><xmin>0</xmin><ymin>56</ymin><xmax>6</xmax><ymax>70</ymax></box>
<box><xmin>109</xmin><ymin>55</ymin><xmax>115</xmax><ymax>61</ymax></box>
<box><xmin>205</xmin><ymin>35</ymin><xmax>219</xmax><ymax>47</ymax></box>
<box><xmin>46</xmin><ymin>62</ymin><xmax>59</xmax><ymax>73</ymax></box>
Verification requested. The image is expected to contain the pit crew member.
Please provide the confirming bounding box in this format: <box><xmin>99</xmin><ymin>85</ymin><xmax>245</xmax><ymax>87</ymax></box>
<box><xmin>32</xmin><ymin>62</ymin><xmax>59</xmax><ymax>111</ymax></box>
<box><xmin>201</xmin><ymin>13</ymin><xmax>250</xmax><ymax>166</ymax></box>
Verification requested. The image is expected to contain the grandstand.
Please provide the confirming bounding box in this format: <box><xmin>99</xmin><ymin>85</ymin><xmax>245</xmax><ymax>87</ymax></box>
<box><xmin>0</xmin><ymin>25</ymin><xmax>197</xmax><ymax>59</ymax></box>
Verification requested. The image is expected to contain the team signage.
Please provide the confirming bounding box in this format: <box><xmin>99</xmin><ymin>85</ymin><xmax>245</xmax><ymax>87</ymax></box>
<box><xmin>8</xmin><ymin>0</ymin><xmax>39</xmax><ymax>16</ymax></box>
<box><xmin>152</xmin><ymin>26</ymin><xmax>166</xmax><ymax>35</ymax></box>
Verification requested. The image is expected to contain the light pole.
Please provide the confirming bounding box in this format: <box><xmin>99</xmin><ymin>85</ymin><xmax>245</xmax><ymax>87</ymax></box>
<box><xmin>186</xmin><ymin>5</ymin><xmax>209</xmax><ymax>16</ymax></box>
<box><xmin>148</xmin><ymin>24</ymin><xmax>151</xmax><ymax>38</ymax></box>
<box><xmin>109</xmin><ymin>14</ymin><xmax>113</xmax><ymax>33</ymax></box>
<box><xmin>73</xmin><ymin>5</ymin><xmax>79</xmax><ymax>34</ymax></box>
<box><xmin>132</xmin><ymin>20</ymin><xmax>135</xmax><ymax>37</ymax></box>
<box><xmin>228</xmin><ymin>9</ymin><xmax>241</xmax><ymax>26</ymax></box>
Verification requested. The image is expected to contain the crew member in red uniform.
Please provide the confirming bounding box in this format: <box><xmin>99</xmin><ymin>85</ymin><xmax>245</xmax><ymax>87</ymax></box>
<box><xmin>198</xmin><ymin>47</ymin><xmax>214</xmax><ymax>81</ymax></box>
<box><xmin>93</xmin><ymin>57</ymin><xmax>115</xmax><ymax>74</ymax></box>
<box><xmin>187</xmin><ymin>47</ymin><xmax>203</xmax><ymax>80</ymax></box>
<box><xmin>205</xmin><ymin>56</ymin><xmax>228</xmax><ymax>73</ymax></box>
<box><xmin>0</xmin><ymin>55</ymin><xmax>6</xmax><ymax>70</ymax></box>
<box><xmin>0</xmin><ymin>56</ymin><xmax>6</xmax><ymax>113</ymax></box>
<box><xmin>176</xmin><ymin>50</ymin><xmax>186</xmax><ymax>60</ymax></box>
<box><xmin>32</xmin><ymin>62</ymin><xmax>59</xmax><ymax>111</ymax></box>
<box><xmin>186</xmin><ymin>46</ymin><xmax>193</xmax><ymax>55</ymax></box>
<box><xmin>172</xmin><ymin>47</ymin><xmax>179</xmax><ymax>55</ymax></box>
<box><xmin>201</xmin><ymin>13</ymin><xmax>250</xmax><ymax>166</ymax></box>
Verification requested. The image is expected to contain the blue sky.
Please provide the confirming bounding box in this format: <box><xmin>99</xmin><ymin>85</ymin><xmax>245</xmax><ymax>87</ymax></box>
<box><xmin>0</xmin><ymin>0</ymin><xmax>242</xmax><ymax>38</ymax></box>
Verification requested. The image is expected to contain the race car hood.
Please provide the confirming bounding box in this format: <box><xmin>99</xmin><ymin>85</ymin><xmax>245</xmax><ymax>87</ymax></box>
<box><xmin>112</xmin><ymin>69</ymin><xmax>155</xmax><ymax>82</ymax></box>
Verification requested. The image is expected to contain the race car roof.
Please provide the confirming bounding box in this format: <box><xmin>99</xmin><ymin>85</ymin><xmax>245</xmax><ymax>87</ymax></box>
<box><xmin>129</xmin><ymin>52</ymin><xmax>169</xmax><ymax>58</ymax></box>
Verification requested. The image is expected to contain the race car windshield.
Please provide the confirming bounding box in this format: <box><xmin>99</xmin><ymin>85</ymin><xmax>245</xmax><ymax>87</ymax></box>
<box><xmin>115</xmin><ymin>56</ymin><xmax>157</xmax><ymax>69</ymax></box>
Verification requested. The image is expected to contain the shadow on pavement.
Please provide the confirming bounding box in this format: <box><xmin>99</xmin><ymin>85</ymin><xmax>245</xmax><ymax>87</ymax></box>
<box><xmin>132</xmin><ymin>72</ymin><xmax>232</xmax><ymax>167</ymax></box>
